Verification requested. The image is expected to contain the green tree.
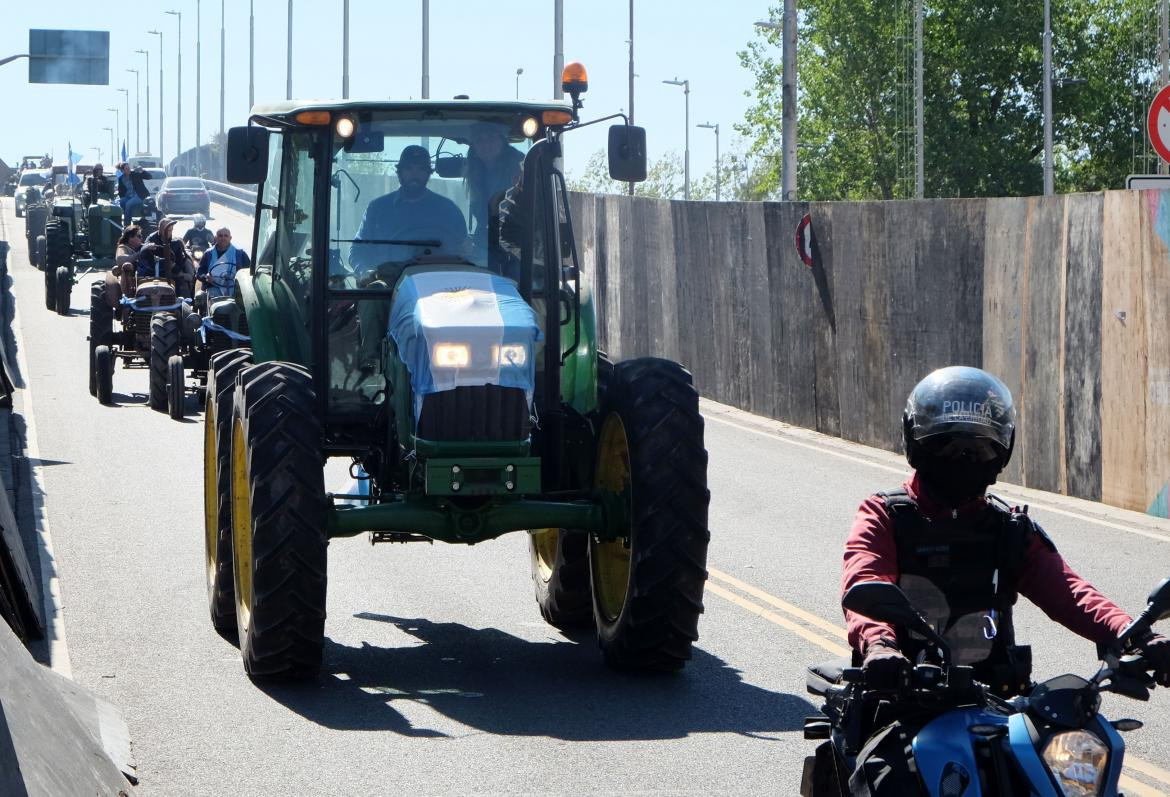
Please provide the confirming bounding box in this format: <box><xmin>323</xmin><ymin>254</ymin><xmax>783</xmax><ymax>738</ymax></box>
<box><xmin>740</xmin><ymin>0</ymin><xmax>1155</xmax><ymax>200</ymax></box>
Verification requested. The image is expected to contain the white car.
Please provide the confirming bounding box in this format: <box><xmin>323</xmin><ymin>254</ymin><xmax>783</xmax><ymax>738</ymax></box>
<box><xmin>142</xmin><ymin>168</ymin><xmax>167</xmax><ymax>196</ymax></box>
<box><xmin>13</xmin><ymin>170</ymin><xmax>50</xmax><ymax>217</ymax></box>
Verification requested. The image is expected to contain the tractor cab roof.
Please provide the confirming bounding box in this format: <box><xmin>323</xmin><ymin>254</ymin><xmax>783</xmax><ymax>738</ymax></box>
<box><xmin>249</xmin><ymin>98</ymin><xmax>576</xmax><ymax>130</ymax></box>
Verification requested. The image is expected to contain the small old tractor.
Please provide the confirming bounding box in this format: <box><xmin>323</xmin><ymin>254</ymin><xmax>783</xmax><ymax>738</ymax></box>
<box><xmin>206</xmin><ymin>63</ymin><xmax>709</xmax><ymax>680</ymax></box>
<box><xmin>23</xmin><ymin>188</ymin><xmax>48</xmax><ymax>269</ymax></box>
<box><xmin>43</xmin><ymin>196</ymin><xmax>124</xmax><ymax>315</ymax></box>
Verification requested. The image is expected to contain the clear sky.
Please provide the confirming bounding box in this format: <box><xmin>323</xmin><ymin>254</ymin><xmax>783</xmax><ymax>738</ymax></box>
<box><xmin>0</xmin><ymin>1</ymin><xmax>776</xmax><ymax>184</ymax></box>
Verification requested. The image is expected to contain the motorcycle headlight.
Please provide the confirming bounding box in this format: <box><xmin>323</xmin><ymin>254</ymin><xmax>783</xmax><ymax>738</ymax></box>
<box><xmin>1042</xmin><ymin>730</ymin><xmax>1108</xmax><ymax>797</ymax></box>
<box><xmin>431</xmin><ymin>343</ymin><xmax>470</xmax><ymax>369</ymax></box>
<box><xmin>493</xmin><ymin>343</ymin><xmax>528</xmax><ymax>367</ymax></box>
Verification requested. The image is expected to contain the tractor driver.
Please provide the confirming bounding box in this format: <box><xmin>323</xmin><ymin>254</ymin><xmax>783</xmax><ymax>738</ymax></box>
<box><xmin>83</xmin><ymin>164</ymin><xmax>114</xmax><ymax>207</ymax></box>
<box><xmin>349</xmin><ymin>144</ymin><xmax>469</xmax><ymax>288</ymax></box>
<box><xmin>140</xmin><ymin>217</ymin><xmax>196</xmax><ymax>298</ymax></box>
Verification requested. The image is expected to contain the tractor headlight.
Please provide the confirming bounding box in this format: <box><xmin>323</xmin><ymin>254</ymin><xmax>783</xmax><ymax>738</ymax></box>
<box><xmin>493</xmin><ymin>343</ymin><xmax>528</xmax><ymax>367</ymax></box>
<box><xmin>1042</xmin><ymin>730</ymin><xmax>1108</xmax><ymax>797</ymax></box>
<box><xmin>431</xmin><ymin>343</ymin><xmax>470</xmax><ymax>369</ymax></box>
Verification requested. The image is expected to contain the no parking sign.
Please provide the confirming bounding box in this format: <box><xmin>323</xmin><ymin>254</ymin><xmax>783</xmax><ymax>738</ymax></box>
<box><xmin>1147</xmin><ymin>84</ymin><xmax>1170</xmax><ymax>164</ymax></box>
<box><xmin>795</xmin><ymin>213</ymin><xmax>814</xmax><ymax>267</ymax></box>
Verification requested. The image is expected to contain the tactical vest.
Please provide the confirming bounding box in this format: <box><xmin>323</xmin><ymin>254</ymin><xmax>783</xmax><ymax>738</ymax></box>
<box><xmin>879</xmin><ymin>488</ymin><xmax>1035</xmax><ymax>696</ymax></box>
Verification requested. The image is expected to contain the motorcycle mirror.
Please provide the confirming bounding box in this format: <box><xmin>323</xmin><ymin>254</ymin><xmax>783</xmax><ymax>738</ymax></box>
<box><xmin>1145</xmin><ymin>577</ymin><xmax>1170</xmax><ymax>622</ymax></box>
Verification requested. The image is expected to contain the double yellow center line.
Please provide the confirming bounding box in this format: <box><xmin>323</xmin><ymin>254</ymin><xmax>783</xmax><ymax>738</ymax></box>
<box><xmin>705</xmin><ymin>567</ymin><xmax>1170</xmax><ymax>796</ymax></box>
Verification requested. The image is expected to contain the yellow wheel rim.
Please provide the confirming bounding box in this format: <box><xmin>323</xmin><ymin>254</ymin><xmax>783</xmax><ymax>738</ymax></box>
<box><xmin>593</xmin><ymin>413</ymin><xmax>632</xmax><ymax>623</ymax></box>
<box><xmin>231</xmin><ymin>417</ymin><xmax>253</xmax><ymax>633</ymax></box>
<box><xmin>531</xmin><ymin>528</ymin><xmax>560</xmax><ymax>582</ymax></box>
<box><xmin>203</xmin><ymin>399</ymin><xmax>218</xmax><ymax>587</ymax></box>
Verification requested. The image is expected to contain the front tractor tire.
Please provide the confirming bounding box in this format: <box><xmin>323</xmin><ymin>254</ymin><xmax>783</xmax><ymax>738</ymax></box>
<box><xmin>54</xmin><ymin>267</ymin><xmax>71</xmax><ymax>316</ymax></box>
<box><xmin>529</xmin><ymin>529</ymin><xmax>592</xmax><ymax>628</ymax></box>
<box><xmin>89</xmin><ymin>281</ymin><xmax>113</xmax><ymax>397</ymax></box>
<box><xmin>149</xmin><ymin>314</ymin><xmax>180</xmax><ymax>412</ymax></box>
<box><xmin>43</xmin><ymin>221</ymin><xmax>69</xmax><ymax>311</ymax></box>
<box><xmin>589</xmin><ymin>358</ymin><xmax>710</xmax><ymax>672</ymax></box>
<box><xmin>203</xmin><ymin>349</ymin><xmax>253</xmax><ymax>633</ymax></box>
<box><xmin>94</xmin><ymin>345</ymin><xmax>114</xmax><ymax>405</ymax></box>
<box><xmin>230</xmin><ymin>362</ymin><xmax>327</xmax><ymax>678</ymax></box>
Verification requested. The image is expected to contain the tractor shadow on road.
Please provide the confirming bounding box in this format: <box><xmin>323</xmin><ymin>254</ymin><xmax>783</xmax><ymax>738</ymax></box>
<box><xmin>257</xmin><ymin>613</ymin><xmax>817</xmax><ymax>741</ymax></box>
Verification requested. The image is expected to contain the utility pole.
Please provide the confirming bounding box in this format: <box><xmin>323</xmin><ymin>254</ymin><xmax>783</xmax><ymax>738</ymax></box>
<box><xmin>342</xmin><ymin>0</ymin><xmax>350</xmax><ymax>99</ymax></box>
<box><xmin>781</xmin><ymin>0</ymin><xmax>797</xmax><ymax>200</ymax></box>
<box><xmin>914</xmin><ymin>0</ymin><xmax>923</xmax><ymax>198</ymax></box>
<box><xmin>148</xmin><ymin>30</ymin><xmax>163</xmax><ymax>162</ymax></box>
<box><xmin>628</xmin><ymin>0</ymin><xmax>635</xmax><ymax>195</ymax></box>
<box><xmin>1042</xmin><ymin>0</ymin><xmax>1053</xmax><ymax>195</ymax></box>
<box><xmin>421</xmin><ymin>0</ymin><xmax>429</xmax><ymax>98</ymax></box>
<box><xmin>286</xmin><ymin>0</ymin><xmax>293</xmax><ymax>100</ymax></box>
<box><xmin>135</xmin><ymin>49</ymin><xmax>151</xmax><ymax>154</ymax></box>
<box><xmin>554</xmin><ymin>0</ymin><xmax>563</xmax><ymax>98</ymax></box>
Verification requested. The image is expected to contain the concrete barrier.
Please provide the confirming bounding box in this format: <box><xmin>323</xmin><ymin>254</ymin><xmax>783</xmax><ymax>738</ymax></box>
<box><xmin>202</xmin><ymin>179</ymin><xmax>256</xmax><ymax>215</ymax></box>
<box><xmin>569</xmin><ymin>189</ymin><xmax>1170</xmax><ymax>518</ymax></box>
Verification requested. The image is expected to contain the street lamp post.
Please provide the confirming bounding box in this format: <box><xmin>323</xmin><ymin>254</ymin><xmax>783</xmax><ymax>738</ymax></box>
<box><xmin>126</xmin><ymin>69</ymin><xmax>140</xmax><ymax>153</ymax></box>
<box><xmin>755</xmin><ymin>7</ymin><xmax>798</xmax><ymax>200</ymax></box>
<box><xmin>116</xmin><ymin>89</ymin><xmax>130</xmax><ymax>159</ymax></box>
<box><xmin>698</xmin><ymin>122</ymin><xmax>720</xmax><ymax>200</ymax></box>
<box><xmin>220</xmin><ymin>0</ymin><xmax>225</xmax><ymax>137</ymax></box>
<box><xmin>286</xmin><ymin>0</ymin><xmax>293</xmax><ymax>100</ymax></box>
<box><xmin>196</xmin><ymin>0</ymin><xmax>202</xmax><ymax>164</ymax></box>
<box><xmin>249</xmin><ymin>0</ymin><xmax>254</xmax><ymax>111</ymax></box>
<box><xmin>107</xmin><ymin>108</ymin><xmax>119</xmax><ymax>157</ymax></box>
<box><xmin>342</xmin><ymin>0</ymin><xmax>350</xmax><ymax>98</ymax></box>
<box><xmin>515</xmin><ymin>67</ymin><xmax>523</xmax><ymax>99</ymax></box>
<box><xmin>165</xmin><ymin>10</ymin><xmax>182</xmax><ymax>161</ymax></box>
<box><xmin>148</xmin><ymin>30</ymin><xmax>163</xmax><ymax>162</ymax></box>
<box><xmin>663</xmin><ymin>78</ymin><xmax>690</xmax><ymax>200</ymax></box>
<box><xmin>554</xmin><ymin>0</ymin><xmax>563</xmax><ymax>98</ymax></box>
<box><xmin>135</xmin><ymin>49</ymin><xmax>150</xmax><ymax>154</ymax></box>
<box><xmin>421</xmin><ymin>0</ymin><xmax>429</xmax><ymax>98</ymax></box>
<box><xmin>1042</xmin><ymin>0</ymin><xmax>1053</xmax><ymax>195</ymax></box>
<box><xmin>103</xmin><ymin>128</ymin><xmax>114</xmax><ymax>166</ymax></box>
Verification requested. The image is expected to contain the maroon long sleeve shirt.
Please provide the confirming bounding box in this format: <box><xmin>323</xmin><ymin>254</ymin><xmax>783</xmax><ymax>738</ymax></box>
<box><xmin>842</xmin><ymin>473</ymin><xmax>1133</xmax><ymax>655</ymax></box>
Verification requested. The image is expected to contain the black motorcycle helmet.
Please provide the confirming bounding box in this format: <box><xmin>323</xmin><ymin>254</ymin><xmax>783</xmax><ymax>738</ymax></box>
<box><xmin>902</xmin><ymin>366</ymin><xmax>1016</xmax><ymax>496</ymax></box>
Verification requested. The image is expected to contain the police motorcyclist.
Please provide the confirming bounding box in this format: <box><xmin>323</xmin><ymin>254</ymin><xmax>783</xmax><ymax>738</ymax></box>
<box><xmin>183</xmin><ymin>213</ymin><xmax>215</xmax><ymax>254</ymax></box>
<box><xmin>841</xmin><ymin>365</ymin><xmax>1170</xmax><ymax>795</ymax></box>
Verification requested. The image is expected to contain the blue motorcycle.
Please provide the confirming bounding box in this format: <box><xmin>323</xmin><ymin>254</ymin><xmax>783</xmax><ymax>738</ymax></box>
<box><xmin>801</xmin><ymin>578</ymin><xmax>1170</xmax><ymax>796</ymax></box>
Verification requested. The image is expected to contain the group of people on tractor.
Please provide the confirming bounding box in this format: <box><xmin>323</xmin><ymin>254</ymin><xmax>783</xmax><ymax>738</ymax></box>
<box><xmin>104</xmin><ymin>214</ymin><xmax>249</xmax><ymax>308</ymax></box>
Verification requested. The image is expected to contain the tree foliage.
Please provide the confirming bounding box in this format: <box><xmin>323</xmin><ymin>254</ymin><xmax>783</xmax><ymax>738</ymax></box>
<box><xmin>740</xmin><ymin>0</ymin><xmax>1157</xmax><ymax>200</ymax></box>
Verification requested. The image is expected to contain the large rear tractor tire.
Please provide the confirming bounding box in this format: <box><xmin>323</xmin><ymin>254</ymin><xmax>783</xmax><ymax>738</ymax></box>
<box><xmin>230</xmin><ymin>362</ymin><xmax>327</xmax><ymax>678</ymax></box>
<box><xmin>88</xmin><ymin>281</ymin><xmax>113</xmax><ymax>397</ymax></box>
<box><xmin>44</xmin><ymin>221</ymin><xmax>70</xmax><ymax>310</ymax></box>
<box><xmin>529</xmin><ymin>529</ymin><xmax>592</xmax><ymax>628</ymax></box>
<box><xmin>204</xmin><ymin>349</ymin><xmax>253</xmax><ymax>634</ymax></box>
<box><xmin>589</xmin><ymin>358</ymin><xmax>710</xmax><ymax>672</ymax></box>
<box><xmin>149</xmin><ymin>314</ymin><xmax>180</xmax><ymax>411</ymax></box>
<box><xmin>167</xmin><ymin>355</ymin><xmax>186</xmax><ymax>420</ymax></box>
<box><xmin>54</xmin><ymin>267</ymin><xmax>71</xmax><ymax>316</ymax></box>
<box><xmin>94</xmin><ymin>345</ymin><xmax>114</xmax><ymax>405</ymax></box>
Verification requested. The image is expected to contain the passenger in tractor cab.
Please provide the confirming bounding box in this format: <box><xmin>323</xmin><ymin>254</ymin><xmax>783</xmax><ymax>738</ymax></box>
<box><xmin>465</xmin><ymin>123</ymin><xmax>523</xmax><ymax>254</ymax></box>
<box><xmin>140</xmin><ymin>217</ymin><xmax>195</xmax><ymax>297</ymax></box>
<box><xmin>350</xmin><ymin>144</ymin><xmax>469</xmax><ymax>285</ymax></box>
<box><xmin>106</xmin><ymin>225</ymin><xmax>147</xmax><ymax>308</ymax></box>
<box><xmin>196</xmin><ymin>227</ymin><xmax>250</xmax><ymax>298</ymax></box>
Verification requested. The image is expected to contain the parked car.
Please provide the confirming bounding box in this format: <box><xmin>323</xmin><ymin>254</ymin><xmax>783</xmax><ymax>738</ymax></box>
<box><xmin>142</xmin><ymin>168</ymin><xmax>167</xmax><ymax>196</ymax></box>
<box><xmin>156</xmin><ymin>176</ymin><xmax>210</xmax><ymax>216</ymax></box>
<box><xmin>14</xmin><ymin>170</ymin><xmax>50</xmax><ymax>217</ymax></box>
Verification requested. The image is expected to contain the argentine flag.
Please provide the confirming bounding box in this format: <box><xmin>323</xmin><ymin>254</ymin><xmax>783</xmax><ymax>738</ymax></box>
<box><xmin>389</xmin><ymin>270</ymin><xmax>542</xmax><ymax>419</ymax></box>
<box><xmin>67</xmin><ymin>142</ymin><xmax>82</xmax><ymax>185</ymax></box>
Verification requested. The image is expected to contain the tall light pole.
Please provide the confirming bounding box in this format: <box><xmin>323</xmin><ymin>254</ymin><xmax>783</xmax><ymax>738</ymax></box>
<box><xmin>148</xmin><ymin>30</ymin><xmax>163</xmax><ymax>162</ymax></box>
<box><xmin>515</xmin><ymin>67</ymin><xmax>523</xmax><ymax>99</ymax></box>
<box><xmin>107</xmin><ymin>108</ymin><xmax>120</xmax><ymax>158</ymax></box>
<box><xmin>755</xmin><ymin>8</ymin><xmax>797</xmax><ymax>200</ymax></box>
<box><xmin>553</xmin><ymin>0</ymin><xmax>563</xmax><ymax>98</ymax></box>
<box><xmin>628</xmin><ymin>0</ymin><xmax>635</xmax><ymax>196</ymax></box>
<box><xmin>663</xmin><ymin>78</ymin><xmax>690</xmax><ymax>200</ymax></box>
<box><xmin>342</xmin><ymin>0</ymin><xmax>350</xmax><ymax>98</ymax></box>
<box><xmin>219</xmin><ymin>0</ymin><xmax>225</xmax><ymax>138</ymax></box>
<box><xmin>249</xmin><ymin>0</ymin><xmax>254</xmax><ymax>111</ymax></box>
<box><xmin>286</xmin><ymin>0</ymin><xmax>293</xmax><ymax>99</ymax></box>
<box><xmin>90</xmin><ymin>146</ymin><xmax>103</xmax><ymax>165</ymax></box>
<box><xmin>196</xmin><ymin>0</ymin><xmax>202</xmax><ymax>169</ymax></box>
<box><xmin>135</xmin><ymin>50</ymin><xmax>150</xmax><ymax>154</ymax></box>
<box><xmin>165</xmin><ymin>10</ymin><xmax>182</xmax><ymax>161</ymax></box>
<box><xmin>421</xmin><ymin>0</ymin><xmax>429</xmax><ymax>98</ymax></box>
<box><xmin>914</xmin><ymin>0</ymin><xmax>924</xmax><ymax>198</ymax></box>
<box><xmin>126</xmin><ymin>69</ymin><xmax>140</xmax><ymax>153</ymax></box>
<box><xmin>103</xmin><ymin>128</ymin><xmax>114</xmax><ymax>166</ymax></box>
<box><xmin>1042</xmin><ymin>0</ymin><xmax>1053</xmax><ymax>195</ymax></box>
<box><xmin>698</xmin><ymin>122</ymin><xmax>720</xmax><ymax>201</ymax></box>
<box><xmin>116</xmin><ymin>89</ymin><xmax>130</xmax><ymax>159</ymax></box>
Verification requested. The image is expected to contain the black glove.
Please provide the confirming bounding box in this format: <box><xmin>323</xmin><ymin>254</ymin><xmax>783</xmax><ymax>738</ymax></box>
<box><xmin>863</xmin><ymin>639</ymin><xmax>910</xmax><ymax>691</ymax></box>
<box><xmin>1137</xmin><ymin>633</ymin><xmax>1170</xmax><ymax>687</ymax></box>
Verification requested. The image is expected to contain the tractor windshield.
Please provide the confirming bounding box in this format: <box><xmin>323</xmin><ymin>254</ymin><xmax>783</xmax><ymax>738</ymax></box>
<box><xmin>328</xmin><ymin>113</ymin><xmax>532</xmax><ymax>290</ymax></box>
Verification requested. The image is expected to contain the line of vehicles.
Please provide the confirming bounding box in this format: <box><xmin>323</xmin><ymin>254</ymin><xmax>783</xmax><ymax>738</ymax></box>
<box><xmin>20</xmin><ymin>153</ymin><xmax>246</xmax><ymax>420</ymax></box>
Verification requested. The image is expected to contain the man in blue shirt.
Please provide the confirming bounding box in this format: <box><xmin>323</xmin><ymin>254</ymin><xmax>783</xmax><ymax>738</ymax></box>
<box><xmin>350</xmin><ymin>145</ymin><xmax>468</xmax><ymax>284</ymax></box>
<box><xmin>196</xmin><ymin>227</ymin><xmax>250</xmax><ymax>298</ymax></box>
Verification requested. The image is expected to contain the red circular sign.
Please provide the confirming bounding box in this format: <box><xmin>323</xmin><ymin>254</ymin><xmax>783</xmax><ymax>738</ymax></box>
<box><xmin>1147</xmin><ymin>84</ymin><xmax>1170</xmax><ymax>164</ymax></box>
<box><xmin>794</xmin><ymin>213</ymin><xmax>814</xmax><ymax>267</ymax></box>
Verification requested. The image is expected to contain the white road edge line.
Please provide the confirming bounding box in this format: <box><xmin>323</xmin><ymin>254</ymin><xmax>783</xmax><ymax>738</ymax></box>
<box><xmin>702</xmin><ymin>409</ymin><xmax>1170</xmax><ymax>544</ymax></box>
<box><xmin>8</xmin><ymin>258</ymin><xmax>72</xmax><ymax>678</ymax></box>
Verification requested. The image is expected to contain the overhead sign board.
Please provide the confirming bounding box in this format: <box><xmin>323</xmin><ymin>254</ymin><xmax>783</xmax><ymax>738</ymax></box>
<box><xmin>1127</xmin><ymin>174</ymin><xmax>1170</xmax><ymax>190</ymax></box>
<box><xmin>28</xmin><ymin>29</ymin><xmax>109</xmax><ymax>85</ymax></box>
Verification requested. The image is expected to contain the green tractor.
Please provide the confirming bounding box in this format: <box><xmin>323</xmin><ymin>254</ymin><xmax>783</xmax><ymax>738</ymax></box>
<box><xmin>207</xmin><ymin>65</ymin><xmax>710</xmax><ymax>679</ymax></box>
<box><xmin>42</xmin><ymin>195</ymin><xmax>124</xmax><ymax>315</ymax></box>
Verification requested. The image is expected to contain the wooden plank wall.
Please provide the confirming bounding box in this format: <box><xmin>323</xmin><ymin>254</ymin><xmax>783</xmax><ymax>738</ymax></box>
<box><xmin>570</xmin><ymin>189</ymin><xmax>1168</xmax><ymax>516</ymax></box>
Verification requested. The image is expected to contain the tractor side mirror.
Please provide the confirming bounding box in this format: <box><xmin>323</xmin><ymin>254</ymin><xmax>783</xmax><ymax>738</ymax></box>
<box><xmin>226</xmin><ymin>126</ymin><xmax>270</xmax><ymax>184</ymax></box>
<box><xmin>607</xmin><ymin>124</ymin><xmax>647</xmax><ymax>183</ymax></box>
<box><xmin>434</xmin><ymin>155</ymin><xmax>466</xmax><ymax>179</ymax></box>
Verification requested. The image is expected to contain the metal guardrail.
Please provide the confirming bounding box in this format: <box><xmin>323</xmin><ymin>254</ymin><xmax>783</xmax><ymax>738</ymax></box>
<box><xmin>203</xmin><ymin>179</ymin><xmax>257</xmax><ymax>215</ymax></box>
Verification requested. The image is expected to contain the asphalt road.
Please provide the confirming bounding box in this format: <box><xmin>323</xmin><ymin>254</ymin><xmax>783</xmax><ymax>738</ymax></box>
<box><xmin>2</xmin><ymin>198</ymin><xmax>1169</xmax><ymax>795</ymax></box>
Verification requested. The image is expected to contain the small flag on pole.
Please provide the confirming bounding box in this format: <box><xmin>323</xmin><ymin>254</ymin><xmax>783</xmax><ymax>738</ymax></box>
<box><xmin>120</xmin><ymin>140</ymin><xmax>128</xmax><ymax>162</ymax></box>
<box><xmin>67</xmin><ymin>142</ymin><xmax>81</xmax><ymax>185</ymax></box>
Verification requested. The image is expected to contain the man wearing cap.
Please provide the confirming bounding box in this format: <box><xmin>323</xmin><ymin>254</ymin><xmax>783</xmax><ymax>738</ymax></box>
<box><xmin>350</xmin><ymin>144</ymin><xmax>469</xmax><ymax>283</ymax></box>
<box><xmin>83</xmin><ymin>164</ymin><xmax>114</xmax><ymax>207</ymax></box>
<box><xmin>141</xmin><ymin>217</ymin><xmax>195</xmax><ymax>297</ymax></box>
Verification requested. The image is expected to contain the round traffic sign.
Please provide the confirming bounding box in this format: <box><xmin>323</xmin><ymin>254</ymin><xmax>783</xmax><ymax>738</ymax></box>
<box><xmin>794</xmin><ymin>213</ymin><xmax>814</xmax><ymax>267</ymax></box>
<box><xmin>1147</xmin><ymin>84</ymin><xmax>1170</xmax><ymax>164</ymax></box>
